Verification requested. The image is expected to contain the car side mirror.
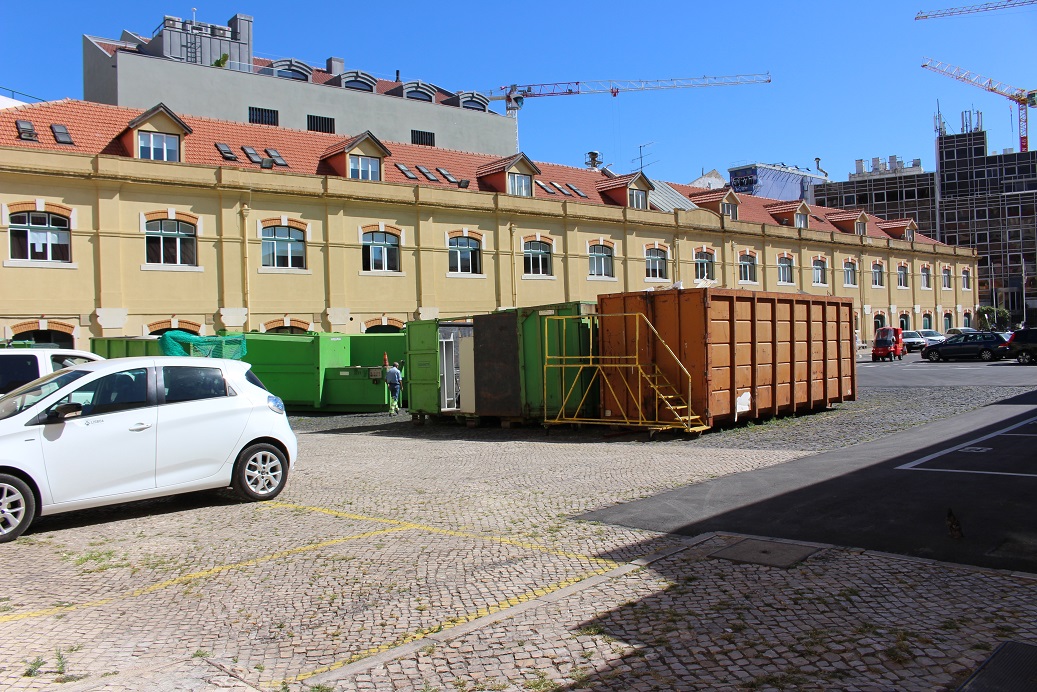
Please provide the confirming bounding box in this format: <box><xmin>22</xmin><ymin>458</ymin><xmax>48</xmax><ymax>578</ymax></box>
<box><xmin>48</xmin><ymin>402</ymin><xmax>83</xmax><ymax>421</ymax></box>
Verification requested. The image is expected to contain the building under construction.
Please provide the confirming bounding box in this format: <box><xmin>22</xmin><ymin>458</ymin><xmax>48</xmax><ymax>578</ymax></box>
<box><xmin>812</xmin><ymin>112</ymin><xmax>1036</xmax><ymax>325</ymax></box>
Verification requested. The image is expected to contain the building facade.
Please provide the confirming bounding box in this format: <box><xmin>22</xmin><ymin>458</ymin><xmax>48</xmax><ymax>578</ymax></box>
<box><xmin>0</xmin><ymin>100</ymin><xmax>977</xmax><ymax>349</ymax></box>
<box><xmin>83</xmin><ymin>12</ymin><xmax>517</xmax><ymax>157</ymax></box>
<box><xmin>812</xmin><ymin>121</ymin><xmax>1037</xmax><ymax>325</ymax></box>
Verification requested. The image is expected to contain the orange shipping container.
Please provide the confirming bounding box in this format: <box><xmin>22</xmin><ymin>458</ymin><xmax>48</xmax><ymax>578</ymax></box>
<box><xmin>597</xmin><ymin>288</ymin><xmax>856</xmax><ymax>428</ymax></box>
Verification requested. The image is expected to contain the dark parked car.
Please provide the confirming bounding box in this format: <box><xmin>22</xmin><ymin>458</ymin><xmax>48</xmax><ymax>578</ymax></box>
<box><xmin>901</xmin><ymin>331</ymin><xmax>927</xmax><ymax>352</ymax></box>
<box><xmin>921</xmin><ymin>331</ymin><xmax>1008</xmax><ymax>362</ymax></box>
<box><xmin>998</xmin><ymin>329</ymin><xmax>1037</xmax><ymax>364</ymax></box>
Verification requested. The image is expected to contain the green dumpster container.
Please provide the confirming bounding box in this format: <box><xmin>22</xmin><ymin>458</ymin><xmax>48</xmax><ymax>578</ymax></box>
<box><xmin>242</xmin><ymin>332</ymin><xmax>350</xmax><ymax>410</ymax></box>
<box><xmin>90</xmin><ymin>336</ymin><xmax>164</xmax><ymax>358</ymax></box>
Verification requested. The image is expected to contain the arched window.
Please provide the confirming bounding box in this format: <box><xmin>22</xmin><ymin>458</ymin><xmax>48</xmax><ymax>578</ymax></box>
<box><xmin>897</xmin><ymin>265</ymin><xmax>909</xmax><ymax>288</ymax></box>
<box><xmin>922</xmin><ymin>313</ymin><xmax>933</xmax><ymax>330</ymax></box>
<box><xmin>920</xmin><ymin>266</ymin><xmax>932</xmax><ymax>289</ymax></box>
<box><xmin>462</xmin><ymin>99</ymin><xmax>486</xmax><ymax>111</ymax></box>
<box><xmin>9</xmin><ymin>211</ymin><xmax>71</xmax><ymax>263</ymax></box>
<box><xmin>407</xmin><ymin>90</ymin><xmax>433</xmax><ymax>102</ymax></box>
<box><xmin>900</xmin><ymin>314</ymin><xmax>910</xmax><ymax>330</ymax></box>
<box><xmin>942</xmin><ymin>267</ymin><xmax>952</xmax><ymax>289</ymax></box>
<box><xmin>362</xmin><ymin>230</ymin><xmax>400</xmax><ymax>272</ymax></box>
<box><xmin>944</xmin><ymin>313</ymin><xmax>954</xmax><ymax>332</ymax></box>
<box><xmin>11</xmin><ymin>329</ymin><xmax>74</xmax><ymax>349</ymax></box>
<box><xmin>813</xmin><ymin>258</ymin><xmax>828</xmax><ymax>285</ymax></box>
<box><xmin>777</xmin><ymin>256</ymin><xmax>794</xmax><ymax>284</ymax></box>
<box><xmin>523</xmin><ymin>240</ymin><xmax>552</xmax><ymax>276</ymax></box>
<box><xmin>962</xmin><ymin>269</ymin><xmax>971</xmax><ymax>290</ymax></box>
<box><xmin>963</xmin><ymin>312</ymin><xmax>972</xmax><ymax>328</ymax></box>
<box><xmin>261</xmin><ymin>226</ymin><xmax>306</xmax><ymax>269</ymax></box>
<box><xmin>449</xmin><ymin>236</ymin><xmax>481</xmax><ymax>274</ymax></box>
<box><xmin>872</xmin><ymin>262</ymin><xmax>884</xmax><ymax>287</ymax></box>
<box><xmin>266</xmin><ymin>325</ymin><xmax>309</xmax><ymax>334</ymax></box>
<box><xmin>695</xmin><ymin>251</ymin><xmax>715</xmax><ymax>281</ymax></box>
<box><xmin>739</xmin><ymin>253</ymin><xmax>757</xmax><ymax>283</ymax></box>
<box><xmin>874</xmin><ymin>314</ymin><xmax>886</xmax><ymax>330</ymax></box>
<box><xmin>843</xmin><ymin>260</ymin><xmax>858</xmax><ymax>287</ymax></box>
<box><xmin>589</xmin><ymin>244</ymin><xmax>614</xmax><ymax>278</ymax></box>
<box><xmin>145</xmin><ymin>219</ymin><xmax>196</xmax><ymax>266</ymax></box>
<box><xmin>343</xmin><ymin>79</ymin><xmax>374</xmax><ymax>92</ymax></box>
<box><xmin>645</xmin><ymin>248</ymin><xmax>667</xmax><ymax>280</ymax></box>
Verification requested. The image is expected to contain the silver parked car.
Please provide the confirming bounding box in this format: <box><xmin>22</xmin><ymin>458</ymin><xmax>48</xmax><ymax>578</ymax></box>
<box><xmin>917</xmin><ymin>329</ymin><xmax>945</xmax><ymax>346</ymax></box>
<box><xmin>901</xmin><ymin>331</ymin><xmax>927</xmax><ymax>352</ymax></box>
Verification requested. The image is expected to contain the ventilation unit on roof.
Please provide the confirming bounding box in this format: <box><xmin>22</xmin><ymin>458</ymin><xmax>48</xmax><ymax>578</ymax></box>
<box><xmin>585</xmin><ymin>151</ymin><xmax>602</xmax><ymax>169</ymax></box>
<box><xmin>15</xmin><ymin>120</ymin><xmax>38</xmax><ymax>141</ymax></box>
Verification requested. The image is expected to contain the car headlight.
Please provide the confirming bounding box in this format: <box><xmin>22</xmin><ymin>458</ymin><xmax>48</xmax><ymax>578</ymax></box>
<box><xmin>267</xmin><ymin>395</ymin><xmax>286</xmax><ymax>414</ymax></box>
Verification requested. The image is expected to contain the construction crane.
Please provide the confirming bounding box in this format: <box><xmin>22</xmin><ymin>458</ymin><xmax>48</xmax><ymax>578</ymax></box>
<box><xmin>916</xmin><ymin>0</ymin><xmax>1037</xmax><ymax>19</ymax></box>
<box><xmin>921</xmin><ymin>58</ymin><xmax>1037</xmax><ymax>151</ymax></box>
<box><xmin>491</xmin><ymin>74</ymin><xmax>771</xmax><ymax>115</ymax></box>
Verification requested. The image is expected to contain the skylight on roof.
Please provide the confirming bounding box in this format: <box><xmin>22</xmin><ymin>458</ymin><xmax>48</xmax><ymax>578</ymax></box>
<box><xmin>534</xmin><ymin>180</ymin><xmax>555</xmax><ymax>194</ymax></box>
<box><xmin>436</xmin><ymin>167</ymin><xmax>458</xmax><ymax>184</ymax></box>
<box><xmin>50</xmin><ymin>124</ymin><xmax>73</xmax><ymax>145</ymax></box>
<box><xmin>550</xmin><ymin>182</ymin><xmax>572</xmax><ymax>196</ymax></box>
<box><xmin>265</xmin><ymin>148</ymin><xmax>288</xmax><ymax>166</ymax></box>
<box><xmin>215</xmin><ymin>142</ymin><xmax>238</xmax><ymax>161</ymax></box>
<box><xmin>415</xmin><ymin>165</ymin><xmax>439</xmax><ymax>182</ymax></box>
<box><xmin>566</xmin><ymin>183</ymin><xmax>588</xmax><ymax>198</ymax></box>
<box><xmin>15</xmin><ymin>120</ymin><xmax>37</xmax><ymax>142</ymax></box>
<box><xmin>241</xmin><ymin>146</ymin><xmax>263</xmax><ymax>164</ymax></box>
<box><xmin>395</xmin><ymin>163</ymin><xmax>419</xmax><ymax>180</ymax></box>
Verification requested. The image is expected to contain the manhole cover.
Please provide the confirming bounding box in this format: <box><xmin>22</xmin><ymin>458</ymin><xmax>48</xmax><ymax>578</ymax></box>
<box><xmin>709</xmin><ymin>538</ymin><xmax>818</xmax><ymax>568</ymax></box>
<box><xmin>957</xmin><ymin>641</ymin><xmax>1037</xmax><ymax>691</ymax></box>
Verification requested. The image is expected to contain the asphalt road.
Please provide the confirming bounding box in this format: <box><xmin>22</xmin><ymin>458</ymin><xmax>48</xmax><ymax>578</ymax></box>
<box><xmin>582</xmin><ymin>355</ymin><xmax>1037</xmax><ymax>573</ymax></box>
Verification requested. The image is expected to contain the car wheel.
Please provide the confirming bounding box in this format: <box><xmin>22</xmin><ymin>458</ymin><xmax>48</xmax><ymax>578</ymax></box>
<box><xmin>1019</xmin><ymin>351</ymin><xmax>1033</xmax><ymax>365</ymax></box>
<box><xmin>232</xmin><ymin>443</ymin><xmax>289</xmax><ymax>502</ymax></box>
<box><xmin>0</xmin><ymin>474</ymin><xmax>36</xmax><ymax>543</ymax></box>
<box><xmin>927</xmin><ymin>351</ymin><xmax>941</xmax><ymax>362</ymax></box>
<box><xmin>978</xmin><ymin>349</ymin><xmax>994</xmax><ymax>362</ymax></box>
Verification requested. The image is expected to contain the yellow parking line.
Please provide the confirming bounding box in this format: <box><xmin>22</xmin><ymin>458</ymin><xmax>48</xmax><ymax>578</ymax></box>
<box><xmin>0</xmin><ymin>526</ymin><xmax>410</xmax><ymax>624</ymax></box>
<box><xmin>288</xmin><ymin>564</ymin><xmax>615</xmax><ymax>684</ymax></box>
<box><xmin>268</xmin><ymin>501</ymin><xmax>620</xmax><ymax>568</ymax></box>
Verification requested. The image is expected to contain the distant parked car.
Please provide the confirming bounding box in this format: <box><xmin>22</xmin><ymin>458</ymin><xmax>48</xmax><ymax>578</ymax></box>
<box><xmin>0</xmin><ymin>357</ymin><xmax>297</xmax><ymax>542</ymax></box>
<box><xmin>0</xmin><ymin>348</ymin><xmax>103</xmax><ymax>395</ymax></box>
<box><xmin>945</xmin><ymin>327</ymin><xmax>978</xmax><ymax>336</ymax></box>
<box><xmin>998</xmin><ymin>329</ymin><xmax>1037</xmax><ymax>364</ymax></box>
<box><xmin>921</xmin><ymin>331</ymin><xmax>1007</xmax><ymax>362</ymax></box>
<box><xmin>917</xmin><ymin>329</ymin><xmax>945</xmax><ymax>346</ymax></box>
<box><xmin>901</xmin><ymin>331</ymin><xmax>927</xmax><ymax>352</ymax></box>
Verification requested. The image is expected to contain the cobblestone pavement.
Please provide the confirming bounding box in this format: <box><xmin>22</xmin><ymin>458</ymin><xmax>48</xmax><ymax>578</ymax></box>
<box><xmin>1</xmin><ymin>385</ymin><xmax>1036</xmax><ymax>691</ymax></box>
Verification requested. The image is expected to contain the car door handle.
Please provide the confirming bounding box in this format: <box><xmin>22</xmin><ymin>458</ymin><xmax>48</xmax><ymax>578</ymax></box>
<box><xmin>129</xmin><ymin>423</ymin><xmax>153</xmax><ymax>432</ymax></box>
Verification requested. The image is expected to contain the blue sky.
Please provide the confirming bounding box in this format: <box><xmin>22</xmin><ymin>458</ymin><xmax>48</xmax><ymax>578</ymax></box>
<box><xmin>1</xmin><ymin>0</ymin><xmax>1033</xmax><ymax>184</ymax></box>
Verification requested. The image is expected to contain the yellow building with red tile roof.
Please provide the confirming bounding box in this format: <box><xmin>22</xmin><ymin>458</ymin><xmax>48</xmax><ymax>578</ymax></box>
<box><xmin>0</xmin><ymin>99</ymin><xmax>977</xmax><ymax>346</ymax></box>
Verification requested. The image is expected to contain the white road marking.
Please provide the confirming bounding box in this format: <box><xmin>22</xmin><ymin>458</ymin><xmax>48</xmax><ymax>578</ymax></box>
<box><xmin>896</xmin><ymin>414</ymin><xmax>1037</xmax><ymax>476</ymax></box>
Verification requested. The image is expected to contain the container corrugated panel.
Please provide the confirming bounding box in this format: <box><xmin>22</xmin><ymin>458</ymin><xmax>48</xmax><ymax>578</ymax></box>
<box><xmin>90</xmin><ymin>337</ymin><xmax>163</xmax><ymax>359</ymax></box>
<box><xmin>597</xmin><ymin>288</ymin><xmax>856</xmax><ymax>427</ymax></box>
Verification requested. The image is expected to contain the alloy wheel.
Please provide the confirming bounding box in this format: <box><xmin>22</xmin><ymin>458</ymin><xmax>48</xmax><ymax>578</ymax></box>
<box><xmin>243</xmin><ymin>450</ymin><xmax>284</xmax><ymax>496</ymax></box>
<box><xmin>0</xmin><ymin>482</ymin><xmax>27</xmax><ymax>536</ymax></box>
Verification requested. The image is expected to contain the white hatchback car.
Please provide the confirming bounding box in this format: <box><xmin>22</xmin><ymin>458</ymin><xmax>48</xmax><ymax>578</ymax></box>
<box><xmin>0</xmin><ymin>357</ymin><xmax>297</xmax><ymax>542</ymax></box>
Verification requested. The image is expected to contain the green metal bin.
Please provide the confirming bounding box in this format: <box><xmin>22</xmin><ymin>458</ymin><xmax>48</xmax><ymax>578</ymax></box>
<box><xmin>90</xmin><ymin>337</ymin><xmax>164</xmax><ymax>358</ymax></box>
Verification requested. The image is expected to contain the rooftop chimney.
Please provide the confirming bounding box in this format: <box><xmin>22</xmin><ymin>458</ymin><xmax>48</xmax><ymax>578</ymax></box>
<box><xmin>327</xmin><ymin>57</ymin><xmax>344</xmax><ymax>75</ymax></box>
<box><xmin>585</xmin><ymin>151</ymin><xmax>602</xmax><ymax>170</ymax></box>
<box><xmin>855</xmin><ymin>159</ymin><xmax>865</xmax><ymax>175</ymax></box>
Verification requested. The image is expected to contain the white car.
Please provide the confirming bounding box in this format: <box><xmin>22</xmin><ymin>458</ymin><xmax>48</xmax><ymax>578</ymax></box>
<box><xmin>0</xmin><ymin>348</ymin><xmax>103</xmax><ymax>394</ymax></box>
<box><xmin>0</xmin><ymin>357</ymin><xmax>297</xmax><ymax>542</ymax></box>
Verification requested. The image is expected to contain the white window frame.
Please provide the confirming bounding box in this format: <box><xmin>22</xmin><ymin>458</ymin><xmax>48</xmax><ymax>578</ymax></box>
<box><xmin>738</xmin><ymin>253</ymin><xmax>758</xmax><ymax>283</ymax></box>
<box><xmin>8</xmin><ymin>211</ymin><xmax>72</xmax><ymax>263</ymax></box>
<box><xmin>349</xmin><ymin>154</ymin><xmax>381</xmax><ymax>181</ymax></box>
<box><xmin>694</xmin><ymin>251</ymin><xmax>715</xmax><ymax>281</ymax></box>
<box><xmin>145</xmin><ymin>219</ymin><xmax>197</xmax><ymax>266</ymax></box>
<box><xmin>962</xmin><ymin>269</ymin><xmax>971</xmax><ymax>290</ymax></box>
<box><xmin>812</xmin><ymin>258</ymin><xmax>828</xmax><ymax>286</ymax></box>
<box><xmin>942</xmin><ymin>267</ymin><xmax>952</xmax><ymax>290</ymax></box>
<box><xmin>872</xmin><ymin>263</ymin><xmax>884</xmax><ymax>288</ymax></box>
<box><xmin>362</xmin><ymin>230</ymin><xmax>400</xmax><ymax>272</ymax></box>
<box><xmin>645</xmin><ymin>247</ymin><xmax>667</xmax><ymax>280</ymax></box>
<box><xmin>855</xmin><ymin>220</ymin><xmax>866</xmax><ymax>236</ymax></box>
<box><xmin>721</xmin><ymin>202</ymin><xmax>738</xmax><ymax>220</ymax></box>
<box><xmin>508</xmin><ymin>172</ymin><xmax>532</xmax><ymax>197</ymax></box>
<box><xmin>138</xmin><ymin>131</ymin><xmax>179</xmax><ymax>162</ymax></box>
<box><xmin>523</xmin><ymin>240</ymin><xmax>552</xmax><ymax>276</ymax></box>
<box><xmin>261</xmin><ymin>226</ymin><xmax>306</xmax><ymax>269</ymax></box>
<box><xmin>449</xmin><ymin>236</ymin><xmax>482</xmax><ymax>275</ymax></box>
<box><xmin>920</xmin><ymin>266</ymin><xmax>932</xmax><ymax>290</ymax></box>
<box><xmin>776</xmin><ymin>256</ymin><xmax>794</xmax><ymax>285</ymax></box>
<box><xmin>794</xmin><ymin>212</ymin><xmax>808</xmax><ymax>229</ymax></box>
<box><xmin>628</xmin><ymin>189</ymin><xmax>648</xmax><ymax>210</ymax></box>
<box><xmin>589</xmin><ymin>244</ymin><xmax>614</xmax><ymax>278</ymax></box>
<box><xmin>897</xmin><ymin>265</ymin><xmax>909</xmax><ymax>288</ymax></box>
<box><xmin>843</xmin><ymin>260</ymin><xmax>857</xmax><ymax>287</ymax></box>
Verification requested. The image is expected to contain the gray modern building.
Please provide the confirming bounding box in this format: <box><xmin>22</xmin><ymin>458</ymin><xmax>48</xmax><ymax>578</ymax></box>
<box><xmin>812</xmin><ymin>116</ymin><xmax>1036</xmax><ymax>325</ymax></box>
<box><xmin>83</xmin><ymin>12</ymin><xmax>518</xmax><ymax>156</ymax></box>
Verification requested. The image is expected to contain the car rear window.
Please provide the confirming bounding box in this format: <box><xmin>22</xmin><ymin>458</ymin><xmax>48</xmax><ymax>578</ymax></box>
<box><xmin>163</xmin><ymin>366</ymin><xmax>229</xmax><ymax>403</ymax></box>
<box><xmin>0</xmin><ymin>354</ymin><xmax>40</xmax><ymax>394</ymax></box>
<box><xmin>875</xmin><ymin>339</ymin><xmax>892</xmax><ymax>347</ymax></box>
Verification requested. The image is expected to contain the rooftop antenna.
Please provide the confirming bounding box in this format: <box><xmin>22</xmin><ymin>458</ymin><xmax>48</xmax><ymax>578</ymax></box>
<box><xmin>814</xmin><ymin>157</ymin><xmax>828</xmax><ymax>178</ymax></box>
<box><xmin>192</xmin><ymin>7</ymin><xmax>197</xmax><ymax>22</ymax></box>
<box><xmin>633</xmin><ymin>142</ymin><xmax>657</xmax><ymax>171</ymax></box>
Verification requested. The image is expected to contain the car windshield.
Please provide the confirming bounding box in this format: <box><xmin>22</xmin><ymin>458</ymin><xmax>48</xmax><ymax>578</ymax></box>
<box><xmin>0</xmin><ymin>369</ymin><xmax>89</xmax><ymax>421</ymax></box>
<box><xmin>903</xmin><ymin>332</ymin><xmax>921</xmax><ymax>339</ymax></box>
<box><xmin>920</xmin><ymin>330</ymin><xmax>939</xmax><ymax>337</ymax></box>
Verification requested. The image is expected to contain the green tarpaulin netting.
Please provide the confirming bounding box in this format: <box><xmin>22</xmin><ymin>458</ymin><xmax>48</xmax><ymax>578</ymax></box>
<box><xmin>157</xmin><ymin>330</ymin><xmax>247</xmax><ymax>359</ymax></box>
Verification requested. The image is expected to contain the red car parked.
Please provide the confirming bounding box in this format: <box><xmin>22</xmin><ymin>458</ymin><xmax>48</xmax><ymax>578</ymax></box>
<box><xmin>872</xmin><ymin>327</ymin><xmax>905</xmax><ymax>361</ymax></box>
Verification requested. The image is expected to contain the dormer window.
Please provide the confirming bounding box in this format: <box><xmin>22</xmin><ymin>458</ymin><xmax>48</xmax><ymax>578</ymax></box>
<box><xmin>344</xmin><ymin>79</ymin><xmax>374</xmax><ymax>91</ymax></box>
<box><xmin>905</xmin><ymin>228</ymin><xmax>914</xmax><ymax>241</ymax></box>
<box><xmin>139</xmin><ymin>132</ymin><xmax>179</xmax><ymax>162</ymax></box>
<box><xmin>407</xmin><ymin>90</ymin><xmax>433</xmax><ymax>102</ymax></box>
<box><xmin>721</xmin><ymin>202</ymin><xmax>738</xmax><ymax>220</ymax></box>
<box><xmin>508</xmin><ymin>172</ymin><xmax>532</xmax><ymax>197</ymax></box>
<box><xmin>349</xmin><ymin>154</ymin><xmax>381</xmax><ymax>181</ymax></box>
<box><xmin>795</xmin><ymin>212</ymin><xmax>808</xmax><ymax>229</ymax></box>
<box><xmin>462</xmin><ymin>99</ymin><xmax>486</xmax><ymax>111</ymax></box>
<box><xmin>628</xmin><ymin>189</ymin><xmax>648</xmax><ymax>210</ymax></box>
<box><xmin>855</xmin><ymin>220</ymin><xmax>866</xmax><ymax>236</ymax></box>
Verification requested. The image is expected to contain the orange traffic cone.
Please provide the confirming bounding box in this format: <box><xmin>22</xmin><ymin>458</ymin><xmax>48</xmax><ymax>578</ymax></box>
<box><xmin>383</xmin><ymin>351</ymin><xmax>389</xmax><ymax>366</ymax></box>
